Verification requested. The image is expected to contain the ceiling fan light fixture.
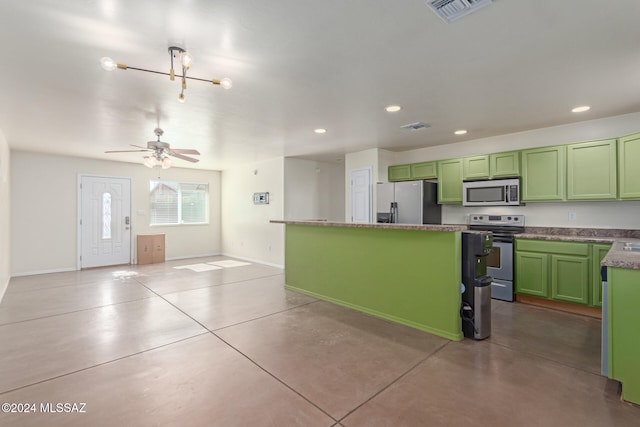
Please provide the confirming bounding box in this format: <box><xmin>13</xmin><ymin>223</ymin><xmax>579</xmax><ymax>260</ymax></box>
<box><xmin>178</xmin><ymin>91</ymin><xmax>185</xmax><ymax>103</ymax></box>
<box><xmin>161</xmin><ymin>157</ymin><xmax>172</xmax><ymax>169</ymax></box>
<box><xmin>143</xmin><ymin>156</ymin><xmax>156</xmax><ymax>168</ymax></box>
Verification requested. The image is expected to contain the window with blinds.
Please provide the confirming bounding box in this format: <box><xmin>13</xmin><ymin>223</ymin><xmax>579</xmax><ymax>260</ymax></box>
<box><xmin>149</xmin><ymin>180</ymin><xmax>209</xmax><ymax>225</ymax></box>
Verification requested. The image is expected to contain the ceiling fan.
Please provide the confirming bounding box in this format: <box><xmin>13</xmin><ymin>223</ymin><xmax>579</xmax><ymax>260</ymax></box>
<box><xmin>105</xmin><ymin>128</ymin><xmax>200</xmax><ymax>168</ymax></box>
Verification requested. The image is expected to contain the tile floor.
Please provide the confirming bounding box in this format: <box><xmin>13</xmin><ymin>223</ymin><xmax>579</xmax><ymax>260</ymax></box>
<box><xmin>0</xmin><ymin>256</ymin><xmax>638</xmax><ymax>426</ymax></box>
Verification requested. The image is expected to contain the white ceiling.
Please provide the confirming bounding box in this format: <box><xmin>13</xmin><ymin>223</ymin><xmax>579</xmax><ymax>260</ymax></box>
<box><xmin>1</xmin><ymin>0</ymin><xmax>640</xmax><ymax>170</ymax></box>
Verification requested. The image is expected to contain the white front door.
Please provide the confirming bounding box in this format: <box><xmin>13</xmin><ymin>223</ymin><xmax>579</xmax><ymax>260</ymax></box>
<box><xmin>350</xmin><ymin>167</ymin><xmax>372</xmax><ymax>223</ymax></box>
<box><xmin>80</xmin><ymin>175</ymin><xmax>132</xmax><ymax>268</ymax></box>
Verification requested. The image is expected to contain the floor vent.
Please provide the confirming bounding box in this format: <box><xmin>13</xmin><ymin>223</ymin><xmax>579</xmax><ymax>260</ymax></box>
<box><xmin>400</xmin><ymin>122</ymin><xmax>430</xmax><ymax>131</ymax></box>
<box><xmin>426</xmin><ymin>0</ymin><xmax>493</xmax><ymax>23</ymax></box>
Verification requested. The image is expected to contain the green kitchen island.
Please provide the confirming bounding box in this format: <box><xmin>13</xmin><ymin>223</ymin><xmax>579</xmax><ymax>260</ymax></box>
<box><xmin>271</xmin><ymin>220</ymin><xmax>468</xmax><ymax>341</ymax></box>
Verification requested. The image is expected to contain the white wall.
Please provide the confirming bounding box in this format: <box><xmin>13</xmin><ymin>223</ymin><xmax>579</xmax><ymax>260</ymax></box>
<box><xmin>390</xmin><ymin>112</ymin><xmax>640</xmax><ymax>229</ymax></box>
<box><xmin>11</xmin><ymin>151</ymin><xmax>221</xmax><ymax>276</ymax></box>
<box><xmin>221</xmin><ymin>157</ymin><xmax>285</xmax><ymax>267</ymax></box>
<box><xmin>284</xmin><ymin>158</ymin><xmax>345</xmax><ymax>222</ymax></box>
<box><xmin>0</xmin><ymin>129</ymin><xmax>10</xmax><ymax>300</ymax></box>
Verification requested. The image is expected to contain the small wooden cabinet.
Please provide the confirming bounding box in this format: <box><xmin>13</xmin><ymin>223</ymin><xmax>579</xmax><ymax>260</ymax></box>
<box><xmin>137</xmin><ymin>234</ymin><xmax>165</xmax><ymax>265</ymax></box>
<box><xmin>521</xmin><ymin>145</ymin><xmax>566</xmax><ymax>201</ymax></box>
<box><xmin>567</xmin><ymin>139</ymin><xmax>617</xmax><ymax>200</ymax></box>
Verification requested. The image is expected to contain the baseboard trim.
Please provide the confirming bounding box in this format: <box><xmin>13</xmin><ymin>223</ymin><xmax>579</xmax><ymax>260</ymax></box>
<box><xmin>0</xmin><ymin>277</ymin><xmax>8</xmax><ymax>303</ymax></box>
<box><xmin>165</xmin><ymin>253</ymin><xmax>222</xmax><ymax>262</ymax></box>
<box><xmin>11</xmin><ymin>267</ymin><xmax>77</xmax><ymax>278</ymax></box>
<box><xmin>221</xmin><ymin>253</ymin><xmax>284</xmax><ymax>269</ymax></box>
<box><xmin>515</xmin><ymin>294</ymin><xmax>602</xmax><ymax>319</ymax></box>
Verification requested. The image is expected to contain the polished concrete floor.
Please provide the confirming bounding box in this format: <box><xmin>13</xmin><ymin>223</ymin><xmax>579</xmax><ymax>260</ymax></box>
<box><xmin>0</xmin><ymin>256</ymin><xmax>638</xmax><ymax>426</ymax></box>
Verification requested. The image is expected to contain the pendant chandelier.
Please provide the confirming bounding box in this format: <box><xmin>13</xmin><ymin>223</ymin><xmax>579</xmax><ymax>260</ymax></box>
<box><xmin>100</xmin><ymin>46</ymin><xmax>232</xmax><ymax>103</ymax></box>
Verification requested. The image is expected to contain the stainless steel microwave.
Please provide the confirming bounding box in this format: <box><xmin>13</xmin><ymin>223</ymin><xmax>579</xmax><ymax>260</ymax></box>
<box><xmin>462</xmin><ymin>178</ymin><xmax>520</xmax><ymax>206</ymax></box>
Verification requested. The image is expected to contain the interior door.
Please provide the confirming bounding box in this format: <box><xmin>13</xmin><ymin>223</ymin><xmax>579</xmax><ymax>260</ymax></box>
<box><xmin>350</xmin><ymin>168</ymin><xmax>371</xmax><ymax>223</ymax></box>
<box><xmin>80</xmin><ymin>175</ymin><xmax>132</xmax><ymax>268</ymax></box>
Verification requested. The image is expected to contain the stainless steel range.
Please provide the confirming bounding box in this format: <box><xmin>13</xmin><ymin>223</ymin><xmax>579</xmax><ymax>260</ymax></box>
<box><xmin>469</xmin><ymin>214</ymin><xmax>525</xmax><ymax>302</ymax></box>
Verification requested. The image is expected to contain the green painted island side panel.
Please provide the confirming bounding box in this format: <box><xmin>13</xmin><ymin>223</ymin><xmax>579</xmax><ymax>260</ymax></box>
<box><xmin>284</xmin><ymin>225</ymin><xmax>463</xmax><ymax>341</ymax></box>
<box><xmin>608</xmin><ymin>267</ymin><xmax>640</xmax><ymax>405</ymax></box>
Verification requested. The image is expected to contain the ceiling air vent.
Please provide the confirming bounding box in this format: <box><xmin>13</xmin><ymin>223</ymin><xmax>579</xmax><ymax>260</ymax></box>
<box><xmin>400</xmin><ymin>122</ymin><xmax>430</xmax><ymax>131</ymax></box>
<box><xmin>426</xmin><ymin>0</ymin><xmax>493</xmax><ymax>23</ymax></box>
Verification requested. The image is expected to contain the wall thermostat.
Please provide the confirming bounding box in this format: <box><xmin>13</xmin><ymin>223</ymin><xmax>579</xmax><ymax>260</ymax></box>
<box><xmin>253</xmin><ymin>192</ymin><xmax>269</xmax><ymax>204</ymax></box>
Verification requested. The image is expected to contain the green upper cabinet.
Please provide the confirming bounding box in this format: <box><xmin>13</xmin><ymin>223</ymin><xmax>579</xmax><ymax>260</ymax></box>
<box><xmin>521</xmin><ymin>145</ymin><xmax>566</xmax><ymax>201</ymax></box>
<box><xmin>437</xmin><ymin>158</ymin><xmax>463</xmax><ymax>204</ymax></box>
<box><xmin>567</xmin><ymin>139</ymin><xmax>617</xmax><ymax>200</ymax></box>
<box><xmin>462</xmin><ymin>155</ymin><xmax>489</xmax><ymax>180</ymax></box>
<box><xmin>490</xmin><ymin>151</ymin><xmax>520</xmax><ymax>178</ymax></box>
<box><xmin>388</xmin><ymin>164</ymin><xmax>412</xmax><ymax>182</ymax></box>
<box><xmin>411</xmin><ymin>161</ymin><xmax>438</xmax><ymax>179</ymax></box>
<box><xmin>618</xmin><ymin>132</ymin><xmax>640</xmax><ymax>199</ymax></box>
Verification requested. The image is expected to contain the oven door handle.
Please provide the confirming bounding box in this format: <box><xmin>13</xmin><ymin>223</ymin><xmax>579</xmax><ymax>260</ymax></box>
<box><xmin>492</xmin><ymin>236</ymin><xmax>514</xmax><ymax>243</ymax></box>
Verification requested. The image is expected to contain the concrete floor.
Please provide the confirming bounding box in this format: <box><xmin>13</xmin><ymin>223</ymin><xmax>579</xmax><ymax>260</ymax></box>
<box><xmin>0</xmin><ymin>256</ymin><xmax>638</xmax><ymax>426</ymax></box>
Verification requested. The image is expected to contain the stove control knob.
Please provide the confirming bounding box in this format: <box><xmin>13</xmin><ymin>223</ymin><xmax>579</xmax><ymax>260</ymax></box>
<box><xmin>513</xmin><ymin>217</ymin><xmax>519</xmax><ymax>221</ymax></box>
<box><xmin>507</xmin><ymin>216</ymin><xmax>512</xmax><ymax>220</ymax></box>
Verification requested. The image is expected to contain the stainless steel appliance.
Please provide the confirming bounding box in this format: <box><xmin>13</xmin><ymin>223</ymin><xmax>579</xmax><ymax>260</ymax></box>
<box><xmin>461</xmin><ymin>231</ymin><xmax>493</xmax><ymax>340</ymax></box>
<box><xmin>469</xmin><ymin>214</ymin><xmax>525</xmax><ymax>302</ymax></box>
<box><xmin>462</xmin><ymin>178</ymin><xmax>520</xmax><ymax>207</ymax></box>
<box><xmin>376</xmin><ymin>180</ymin><xmax>441</xmax><ymax>225</ymax></box>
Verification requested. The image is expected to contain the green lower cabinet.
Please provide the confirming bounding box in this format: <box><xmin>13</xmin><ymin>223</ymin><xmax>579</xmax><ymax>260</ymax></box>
<box><xmin>591</xmin><ymin>243</ymin><xmax>612</xmax><ymax>307</ymax></box>
<box><xmin>515</xmin><ymin>239</ymin><xmax>599</xmax><ymax>306</ymax></box>
<box><xmin>550</xmin><ymin>255</ymin><xmax>589</xmax><ymax>304</ymax></box>
<box><xmin>515</xmin><ymin>251</ymin><xmax>549</xmax><ymax>297</ymax></box>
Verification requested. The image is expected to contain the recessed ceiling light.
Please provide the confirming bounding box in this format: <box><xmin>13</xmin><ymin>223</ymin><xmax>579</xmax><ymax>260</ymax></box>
<box><xmin>314</xmin><ymin>128</ymin><xmax>327</xmax><ymax>134</ymax></box>
<box><xmin>572</xmin><ymin>105</ymin><xmax>591</xmax><ymax>113</ymax></box>
<box><xmin>385</xmin><ymin>105</ymin><xmax>402</xmax><ymax>113</ymax></box>
<box><xmin>454</xmin><ymin>130</ymin><xmax>467</xmax><ymax>135</ymax></box>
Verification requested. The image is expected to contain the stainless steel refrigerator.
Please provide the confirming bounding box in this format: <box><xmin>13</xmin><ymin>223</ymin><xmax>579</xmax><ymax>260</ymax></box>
<box><xmin>376</xmin><ymin>180</ymin><xmax>441</xmax><ymax>224</ymax></box>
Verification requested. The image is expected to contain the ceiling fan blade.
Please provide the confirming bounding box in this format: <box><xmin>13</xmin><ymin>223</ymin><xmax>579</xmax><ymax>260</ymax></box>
<box><xmin>131</xmin><ymin>144</ymin><xmax>151</xmax><ymax>150</ymax></box>
<box><xmin>105</xmin><ymin>149</ymin><xmax>151</xmax><ymax>153</ymax></box>
<box><xmin>170</xmin><ymin>148</ymin><xmax>200</xmax><ymax>155</ymax></box>
<box><xmin>170</xmin><ymin>152</ymin><xmax>200</xmax><ymax>163</ymax></box>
